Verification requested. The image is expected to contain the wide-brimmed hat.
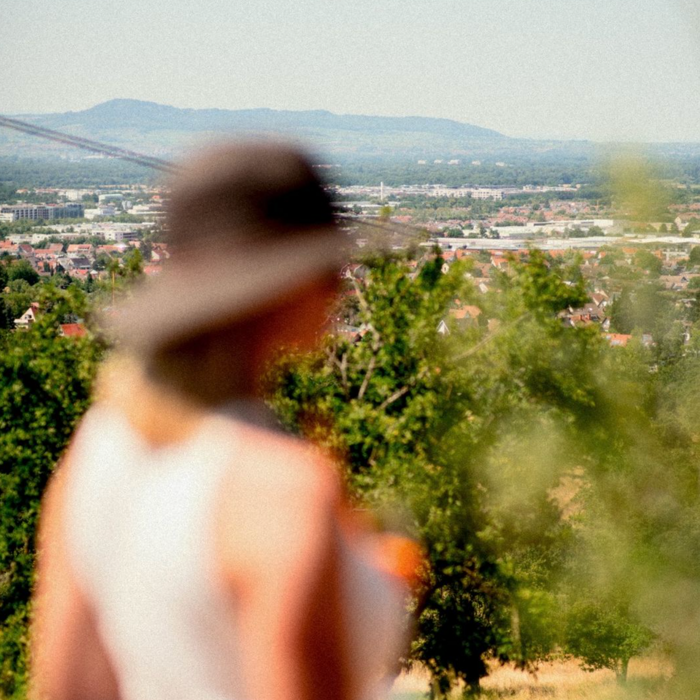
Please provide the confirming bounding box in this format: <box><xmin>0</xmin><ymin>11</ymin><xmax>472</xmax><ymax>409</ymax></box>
<box><xmin>110</xmin><ymin>141</ymin><xmax>348</xmax><ymax>354</ymax></box>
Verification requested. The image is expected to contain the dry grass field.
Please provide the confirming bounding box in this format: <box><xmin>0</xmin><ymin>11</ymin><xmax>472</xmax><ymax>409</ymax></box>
<box><xmin>388</xmin><ymin>656</ymin><xmax>671</xmax><ymax>699</ymax></box>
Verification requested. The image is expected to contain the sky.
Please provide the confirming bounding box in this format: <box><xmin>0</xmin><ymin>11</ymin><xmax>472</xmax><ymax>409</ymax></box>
<box><xmin>2</xmin><ymin>0</ymin><xmax>700</xmax><ymax>143</ymax></box>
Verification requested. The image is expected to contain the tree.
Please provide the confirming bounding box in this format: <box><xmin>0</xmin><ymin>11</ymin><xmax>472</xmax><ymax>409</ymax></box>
<box><xmin>683</xmin><ymin>218</ymin><xmax>700</xmax><ymax>236</ymax></box>
<box><xmin>688</xmin><ymin>246</ymin><xmax>700</xmax><ymax>267</ymax></box>
<box><xmin>609</xmin><ymin>282</ymin><xmax>676</xmax><ymax>343</ymax></box>
<box><xmin>268</xmin><ymin>250</ymin><xmax>604</xmax><ymax>696</ymax></box>
<box><xmin>140</xmin><ymin>240</ymin><xmax>153</xmax><ymax>261</ymax></box>
<box><xmin>0</xmin><ymin>286</ymin><xmax>103</xmax><ymax>698</ymax></box>
<box><xmin>7</xmin><ymin>260</ymin><xmax>39</xmax><ymax>287</ymax></box>
<box><xmin>565</xmin><ymin>598</ymin><xmax>653</xmax><ymax>683</ymax></box>
<box><xmin>633</xmin><ymin>249</ymin><xmax>662</xmax><ymax>276</ymax></box>
<box><xmin>122</xmin><ymin>248</ymin><xmax>144</xmax><ymax>279</ymax></box>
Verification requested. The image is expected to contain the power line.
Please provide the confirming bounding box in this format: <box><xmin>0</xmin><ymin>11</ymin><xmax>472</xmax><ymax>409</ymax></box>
<box><xmin>0</xmin><ymin>115</ymin><xmax>181</xmax><ymax>174</ymax></box>
<box><xmin>0</xmin><ymin>115</ymin><xmax>428</xmax><ymax>243</ymax></box>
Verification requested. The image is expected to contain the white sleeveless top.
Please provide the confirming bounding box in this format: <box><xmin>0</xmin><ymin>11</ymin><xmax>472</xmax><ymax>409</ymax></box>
<box><xmin>64</xmin><ymin>403</ymin><xmax>407</xmax><ymax>700</ymax></box>
<box><xmin>65</xmin><ymin>405</ymin><xmax>247</xmax><ymax>700</ymax></box>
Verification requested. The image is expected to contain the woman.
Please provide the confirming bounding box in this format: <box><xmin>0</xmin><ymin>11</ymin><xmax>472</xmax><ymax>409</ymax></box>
<box><xmin>31</xmin><ymin>143</ymin><xmax>420</xmax><ymax>700</ymax></box>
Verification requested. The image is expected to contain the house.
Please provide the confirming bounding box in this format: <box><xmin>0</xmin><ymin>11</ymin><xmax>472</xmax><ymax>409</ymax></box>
<box><xmin>341</xmin><ymin>263</ymin><xmax>369</xmax><ymax>281</ymax></box>
<box><xmin>562</xmin><ymin>303</ymin><xmax>604</xmax><ymax>326</ymax></box>
<box><xmin>604</xmin><ymin>333</ymin><xmax>632</xmax><ymax>347</ymax></box>
<box><xmin>96</xmin><ymin>245</ymin><xmax>125</xmax><ymax>257</ymax></box>
<box><xmin>450</xmin><ymin>305</ymin><xmax>482</xmax><ymax>324</ymax></box>
<box><xmin>67</xmin><ymin>244</ymin><xmax>93</xmax><ymax>257</ymax></box>
<box><xmin>68</xmin><ymin>256</ymin><xmax>92</xmax><ymax>271</ymax></box>
<box><xmin>659</xmin><ymin>275</ymin><xmax>690</xmax><ymax>292</ymax></box>
<box><xmin>35</xmin><ymin>248</ymin><xmax>59</xmax><ymax>261</ymax></box>
<box><xmin>0</xmin><ymin>241</ymin><xmax>19</xmax><ymax>256</ymax></box>
<box><xmin>151</xmin><ymin>246</ymin><xmax>170</xmax><ymax>263</ymax></box>
<box><xmin>590</xmin><ymin>291</ymin><xmax>610</xmax><ymax>308</ymax></box>
<box><xmin>438</xmin><ymin>305</ymin><xmax>482</xmax><ymax>335</ymax></box>
<box><xmin>15</xmin><ymin>303</ymin><xmax>40</xmax><ymax>329</ymax></box>
<box><xmin>59</xmin><ymin>323</ymin><xmax>87</xmax><ymax>338</ymax></box>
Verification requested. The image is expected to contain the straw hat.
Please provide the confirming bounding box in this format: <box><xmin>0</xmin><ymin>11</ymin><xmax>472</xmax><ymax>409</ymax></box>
<box><xmin>110</xmin><ymin>141</ymin><xmax>347</xmax><ymax>353</ymax></box>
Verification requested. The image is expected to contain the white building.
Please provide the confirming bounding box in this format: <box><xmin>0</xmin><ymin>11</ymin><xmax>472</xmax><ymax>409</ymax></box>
<box><xmin>103</xmin><ymin>229</ymin><xmax>139</xmax><ymax>243</ymax></box>
<box><xmin>470</xmin><ymin>189</ymin><xmax>505</xmax><ymax>201</ymax></box>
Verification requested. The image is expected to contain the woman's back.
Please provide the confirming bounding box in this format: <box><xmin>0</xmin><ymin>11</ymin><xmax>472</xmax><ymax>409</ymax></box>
<box><xmin>65</xmin><ymin>405</ymin><xmax>246</xmax><ymax>700</ymax></box>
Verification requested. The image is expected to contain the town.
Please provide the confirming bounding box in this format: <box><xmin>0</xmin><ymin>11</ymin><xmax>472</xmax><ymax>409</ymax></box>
<box><xmin>1</xmin><ymin>174</ymin><xmax>700</xmax><ymax>360</ymax></box>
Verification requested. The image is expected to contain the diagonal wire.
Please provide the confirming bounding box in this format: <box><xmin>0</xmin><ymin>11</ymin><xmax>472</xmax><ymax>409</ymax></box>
<box><xmin>0</xmin><ymin>115</ymin><xmax>182</xmax><ymax>174</ymax></box>
<box><xmin>0</xmin><ymin>114</ymin><xmax>433</xmax><ymax>243</ymax></box>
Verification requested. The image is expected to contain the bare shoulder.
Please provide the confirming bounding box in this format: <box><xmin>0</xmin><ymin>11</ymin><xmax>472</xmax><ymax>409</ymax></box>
<box><xmin>215</xmin><ymin>423</ymin><xmax>341</xmax><ymax>581</ymax></box>
<box><xmin>227</xmin><ymin>421</ymin><xmax>340</xmax><ymax>500</ymax></box>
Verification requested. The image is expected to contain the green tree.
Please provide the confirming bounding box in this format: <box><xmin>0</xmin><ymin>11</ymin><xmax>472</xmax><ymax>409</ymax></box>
<box><xmin>268</xmin><ymin>250</ymin><xmax>602</xmax><ymax>696</ymax></box>
<box><xmin>140</xmin><ymin>240</ymin><xmax>153</xmax><ymax>262</ymax></box>
<box><xmin>683</xmin><ymin>218</ymin><xmax>700</xmax><ymax>236</ymax></box>
<box><xmin>565</xmin><ymin>598</ymin><xmax>653</xmax><ymax>683</ymax></box>
<box><xmin>7</xmin><ymin>261</ymin><xmax>39</xmax><ymax>287</ymax></box>
<box><xmin>0</xmin><ymin>286</ymin><xmax>103</xmax><ymax>698</ymax></box>
<box><xmin>609</xmin><ymin>282</ymin><xmax>676</xmax><ymax>342</ymax></box>
<box><xmin>688</xmin><ymin>246</ymin><xmax>700</xmax><ymax>267</ymax></box>
<box><xmin>634</xmin><ymin>249</ymin><xmax>663</xmax><ymax>276</ymax></box>
<box><xmin>123</xmin><ymin>248</ymin><xmax>144</xmax><ymax>279</ymax></box>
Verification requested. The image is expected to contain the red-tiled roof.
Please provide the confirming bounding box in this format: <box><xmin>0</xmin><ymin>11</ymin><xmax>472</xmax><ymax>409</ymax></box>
<box><xmin>60</xmin><ymin>323</ymin><xmax>87</xmax><ymax>338</ymax></box>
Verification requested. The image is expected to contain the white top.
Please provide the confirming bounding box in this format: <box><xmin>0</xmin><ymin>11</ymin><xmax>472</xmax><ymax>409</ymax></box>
<box><xmin>65</xmin><ymin>406</ymin><xmax>247</xmax><ymax>700</ymax></box>
<box><xmin>64</xmin><ymin>405</ymin><xmax>406</xmax><ymax>700</ymax></box>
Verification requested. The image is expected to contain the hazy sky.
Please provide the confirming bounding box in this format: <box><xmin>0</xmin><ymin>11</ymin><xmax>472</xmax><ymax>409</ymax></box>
<box><xmin>2</xmin><ymin>0</ymin><xmax>700</xmax><ymax>142</ymax></box>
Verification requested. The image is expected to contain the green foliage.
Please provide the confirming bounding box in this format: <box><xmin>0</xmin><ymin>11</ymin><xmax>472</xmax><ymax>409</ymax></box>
<box><xmin>123</xmin><ymin>248</ymin><xmax>144</xmax><ymax>278</ymax></box>
<box><xmin>608</xmin><ymin>283</ymin><xmax>677</xmax><ymax>342</ymax></box>
<box><xmin>608</xmin><ymin>154</ymin><xmax>672</xmax><ymax>224</ymax></box>
<box><xmin>683</xmin><ymin>218</ymin><xmax>700</xmax><ymax>235</ymax></box>
<box><xmin>688</xmin><ymin>245</ymin><xmax>700</xmax><ymax>266</ymax></box>
<box><xmin>0</xmin><ymin>156</ymin><xmax>158</xmax><ymax>189</ymax></box>
<box><xmin>269</xmin><ymin>244</ymin><xmax>700</xmax><ymax>696</ymax></box>
<box><xmin>633</xmin><ymin>249</ymin><xmax>663</xmax><ymax>276</ymax></box>
<box><xmin>0</xmin><ymin>286</ymin><xmax>103</xmax><ymax>698</ymax></box>
<box><xmin>268</xmin><ymin>250</ymin><xmax>617</xmax><ymax>695</ymax></box>
<box><xmin>565</xmin><ymin>599</ymin><xmax>653</xmax><ymax>681</ymax></box>
<box><xmin>6</xmin><ymin>261</ymin><xmax>39</xmax><ymax>287</ymax></box>
<box><xmin>378</xmin><ymin>205</ymin><xmax>393</xmax><ymax>221</ymax></box>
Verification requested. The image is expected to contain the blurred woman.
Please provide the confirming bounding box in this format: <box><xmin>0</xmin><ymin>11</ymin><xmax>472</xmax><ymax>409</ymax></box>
<box><xmin>31</xmin><ymin>143</ymin><xmax>419</xmax><ymax>700</ymax></box>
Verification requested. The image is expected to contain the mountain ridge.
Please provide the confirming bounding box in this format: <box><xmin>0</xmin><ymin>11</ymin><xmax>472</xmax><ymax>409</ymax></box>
<box><xmin>14</xmin><ymin>98</ymin><xmax>507</xmax><ymax>142</ymax></box>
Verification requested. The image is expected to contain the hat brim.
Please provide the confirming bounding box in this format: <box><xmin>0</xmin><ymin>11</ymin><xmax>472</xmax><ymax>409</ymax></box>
<box><xmin>108</xmin><ymin>227</ymin><xmax>348</xmax><ymax>354</ymax></box>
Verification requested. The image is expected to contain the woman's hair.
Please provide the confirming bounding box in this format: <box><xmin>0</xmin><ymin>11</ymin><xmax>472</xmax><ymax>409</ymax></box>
<box><xmin>146</xmin><ymin>272</ymin><xmax>339</xmax><ymax>407</ymax></box>
<box><xmin>147</xmin><ymin>314</ymin><xmax>261</xmax><ymax>407</ymax></box>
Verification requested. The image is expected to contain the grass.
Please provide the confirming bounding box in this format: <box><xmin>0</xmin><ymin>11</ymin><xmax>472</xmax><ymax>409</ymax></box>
<box><xmin>388</xmin><ymin>657</ymin><xmax>671</xmax><ymax>699</ymax></box>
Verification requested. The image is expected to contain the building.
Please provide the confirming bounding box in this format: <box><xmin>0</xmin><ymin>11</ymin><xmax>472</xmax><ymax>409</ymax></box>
<box><xmin>470</xmin><ymin>189</ymin><xmax>505</xmax><ymax>201</ymax></box>
<box><xmin>84</xmin><ymin>205</ymin><xmax>118</xmax><ymax>220</ymax></box>
<box><xmin>103</xmin><ymin>229</ymin><xmax>139</xmax><ymax>243</ymax></box>
<box><xmin>14</xmin><ymin>303</ymin><xmax>40</xmax><ymax>329</ymax></box>
<box><xmin>0</xmin><ymin>203</ymin><xmax>84</xmax><ymax>221</ymax></box>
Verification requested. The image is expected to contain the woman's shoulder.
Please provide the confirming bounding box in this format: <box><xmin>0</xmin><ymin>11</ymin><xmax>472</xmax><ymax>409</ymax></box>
<box><xmin>224</xmin><ymin>418</ymin><xmax>340</xmax><ymax>502</ymax></box>
<box><xmin>213</xmin><ymin>422</ymin><xmax>342</xmax><ymax>585</ymax></box>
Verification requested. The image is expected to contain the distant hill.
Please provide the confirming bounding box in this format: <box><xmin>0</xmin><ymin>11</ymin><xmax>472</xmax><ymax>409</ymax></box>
<box><xmin>1</xmin><ymin>99</ymin><xmax>511</xmax><ymax>159</ymax></box>
<box><xmin>4</xmin><ymin>100</ymin><xmax>699</xmax><ymax>167</ymax></box>
<box><xmin>28</xmin><ymin>99</ymin><xmax>506</xmax><ymax>139</ymax></box>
